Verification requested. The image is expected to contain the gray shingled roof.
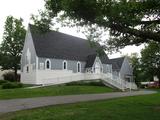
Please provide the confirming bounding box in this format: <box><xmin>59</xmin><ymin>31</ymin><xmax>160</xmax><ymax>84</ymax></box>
<box><xmin>29</xmin><ymin>24</ymin><xmax>109</xmax><ymax>64</ymax></box>
<box><xmin>109</xmin><ymin>57</ymin><xmax>125</xmax><ymax>71</ymax></box>
<box><xmin>85</xmin><ymin>54</ymin><xmax>97</xmax><ymax>68</ymax></box>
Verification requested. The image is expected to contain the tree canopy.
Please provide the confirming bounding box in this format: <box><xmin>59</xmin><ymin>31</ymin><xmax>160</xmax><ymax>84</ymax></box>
<box><xmin>31</xmin><ymin>10</ymin><xmax>53</xmax><ymax>33</ymax></box>
<box><xmin>0</xmin><ymin>16</ymin><xmax>26</xmax><ymax>79</ymax></box>
<box><xmin>141</xmin><ymin>42</ymin><xmax>160</xmax><ymax>81</ymax></box>
<box><xmin>128</xmin><ymin>53</ymin><xmax>153</xmax><ymax>86</ymax></box>
<box><xmin>127</xmin><ymin>42</ymin><xmax>160</xmax><ymax>86</ymax></box>
<box><xmin>44</xmin><ymin>0</ymin><xmax>160</xmax><ymax>50</ymax></box>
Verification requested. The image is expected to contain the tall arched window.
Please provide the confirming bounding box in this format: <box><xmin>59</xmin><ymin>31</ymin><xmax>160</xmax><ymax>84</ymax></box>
<box><xmin>63</xmin><ymin>60</ymin><xmax>67</xmax><ymax>70</ymax></box>
<box><xmin>45</xmin><ymin>59</ymin><xmax>51</xmax><ymax>69</ymax></box>
<box><xmin>77</xmin><ymin>62</ymin><xmax>81</xmax><ymax>72</ymax></box>
<box><xmin>26</xmin><ymin>48</ymin><xmax>31</xmax><ymax>64</ymax></box>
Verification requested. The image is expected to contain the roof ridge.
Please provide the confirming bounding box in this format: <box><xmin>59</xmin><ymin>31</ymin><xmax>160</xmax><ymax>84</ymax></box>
<box><xmin>29</xmin><ymin>24</ymin><xmax>87</xmax><ymax>42</ymax></box>
<box><xmin>28</xmin><ymin>24</ymin><xmax>109</xmax><ymax>63</ymax></box>
<box><xmin>110</xmin><ymin>56</ymin><xmax>125</xmax><ymax>60</ymax></box>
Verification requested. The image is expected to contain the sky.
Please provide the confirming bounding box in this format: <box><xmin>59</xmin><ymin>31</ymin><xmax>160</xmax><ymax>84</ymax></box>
<box><xmin>0</xmin><ymin>0</ymin><xmax>144</xmax><ymax>58</ymax></box>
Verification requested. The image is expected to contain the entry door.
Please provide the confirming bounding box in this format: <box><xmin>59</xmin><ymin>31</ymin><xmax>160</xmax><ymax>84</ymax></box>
<box><xmin>95</xmin><ymin>62</ymin><xmax>101</xmax><ymax>73</ymax></box>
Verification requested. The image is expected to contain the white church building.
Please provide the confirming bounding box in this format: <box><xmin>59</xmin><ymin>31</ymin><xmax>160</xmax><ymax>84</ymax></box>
<box><xmin>20</xmin><ymin>24</ymin><xmax>137</xmax><ymax>90</ymax></box>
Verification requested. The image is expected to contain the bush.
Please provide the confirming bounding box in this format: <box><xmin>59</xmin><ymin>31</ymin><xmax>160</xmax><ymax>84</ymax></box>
<box><xmin>88</xmin><ymin>81</ymin><xmax>105</xmax><ymax>86</ymax></box>
<box><xmin>3</xmin><ymin>72</ymin><xmax>19</xmax><ymax>82</ymax></box>
<box><xmin>66</xmin><ymin>80</ymin><xmax>105</xmax><ymax>86</ymax></box>
<box><xmin>0</xmin><ymin>80</ymin><xmax>7</xmax><ymax>85</ymax></box>
<box><xmin>2</xmin><ymin>82</ymin><xmax>23</xmax><ymax>89</ymax></box>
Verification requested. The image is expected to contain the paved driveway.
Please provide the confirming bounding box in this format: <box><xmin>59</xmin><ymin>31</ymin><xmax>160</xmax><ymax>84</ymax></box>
<box><xmin>0</xmin><ymin>90</ymin><xmax>156</xmax><ymax>114</ymax></box>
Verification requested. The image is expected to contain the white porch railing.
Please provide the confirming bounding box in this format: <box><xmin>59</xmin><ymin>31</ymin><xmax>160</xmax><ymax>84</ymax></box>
<box><xmin>42</xmin><ymin>73</ymin><xmax>137</xmax><ymax>90</ymax></box>
<box><xmin>100</xmin><ymin>73</ymin><xmax>137</xmax><ymax>90</ymax></box>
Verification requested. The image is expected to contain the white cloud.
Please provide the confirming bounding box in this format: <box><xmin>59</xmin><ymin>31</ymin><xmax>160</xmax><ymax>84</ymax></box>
<box><xmin>108</xmin><ymin>44</ymin><xmax>144</xmax><ymax>58</ymax></box>
<box><xmin>0</xmin><ymin>0</ymin><xmax>45</xmax><ymax>43</ymax></box>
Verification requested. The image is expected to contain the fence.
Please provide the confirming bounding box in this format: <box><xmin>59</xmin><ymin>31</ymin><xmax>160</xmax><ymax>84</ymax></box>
<box><xmin>42</xmin><ymin>73</ymin><xmax>137</xmax><ymax>90</ymax></box>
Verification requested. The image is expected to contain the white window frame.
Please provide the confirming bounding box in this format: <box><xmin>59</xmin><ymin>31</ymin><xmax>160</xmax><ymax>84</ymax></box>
<box><xmin>77</xmin><ymin>61</ymin><xmax>81</xmax><ymax>73</ymax></box>
<box><xmin>45</xmin><ymin>59</ymin><xmax>51</xmax><ymax>70</ymax></box>
<box><xmin>63</xmin><ymin>60</ymin><xmax>67</xmax><ymax>70</ymax></box>
<box><xmin>94</xmin><ymin>62</ymin><xmax>101</xmax><ymax>73</ymax></box>
<box><xmin>101</xmin><ymin>66</ymin><xmax>103</xmax><ymax>73</ymax></box>
<box><xmin>106</xmin><ymin>64</ymin><xmax>111</xmax><ymax>73</ymax></box>
<box><xmin>40</xmin><ymin>63</ymin><xmax>44</xmax><ymax>70</ymax></box>
<box><xmin>26</xmin><ymin>48</ymin><xmax>31</xmax><ymax>64</ymax></box>
<box><xmin>26</xmin><ymin>65</ymin><xmax>29</xmax><ymax>73</ymax></box>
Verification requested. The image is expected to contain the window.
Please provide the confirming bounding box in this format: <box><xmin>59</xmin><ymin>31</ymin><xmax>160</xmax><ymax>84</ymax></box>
<box><xmin>25</xmin><ymin>55</ymin><xmax>28</xmax><ymax>64</ymax></box>
<box><xmin>106</xmin><ymin>64</ymin><xmax>112</xmax><ymax>73</ymax></box>
<box><xmin>26</xmin><ymin>49</ymin><xmax>31</xmax><ymax>64</ymax></box>
<box><xmin>26</xmin><ymin>66</ymin><xmax>29</xmax><ymax>73</ymax></box>
<box><xmin>45</xmin><ymin>59</ymin><xmax>51</xmax><ymax>69</ymax></box>
<box><xmin>63</xmin><ymin>60</ymin><xmax>67</xmax><ymax>70</ymax></box>
<box><xmin>86</xmin><ymin>69</ymin><xmax>88</xmax><ymax>72</ymax></box>
<box><xmin>40</xmin><ymin>63</ymin><xmax>44</xmax><ymax>70</ymax></box>
<box><xmin>77</xmin><ymin>62</ymin><xmax>81</xmax><ymax>72</ymax></box>
<box><xmin>125</xmin><ymin>77</ymin><xmax>131</xmax><ymax>82</ymax></box>
<box><xmin>46</xmin><ymin>61</ymin><xmax>50</xmax><ymax>69</ymax></box>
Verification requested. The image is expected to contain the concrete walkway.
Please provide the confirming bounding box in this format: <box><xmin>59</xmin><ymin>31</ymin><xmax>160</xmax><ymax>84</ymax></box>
<box><xmin>0</xmin><ymin>90</ymin><xmax>156</xmax><ymax>114</ymax></box>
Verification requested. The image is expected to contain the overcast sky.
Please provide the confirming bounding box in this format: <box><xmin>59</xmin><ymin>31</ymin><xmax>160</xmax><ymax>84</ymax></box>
<box><xmin>0</xmin><ymin>0</ymin><xmax>144</xmax><ymax>58</ymax></box>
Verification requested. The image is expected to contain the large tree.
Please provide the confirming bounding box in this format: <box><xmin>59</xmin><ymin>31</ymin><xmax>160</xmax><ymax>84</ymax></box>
<box><xmin>141</xmin><ymin>42</ymin><xmax>160</xmax><ymax>85</ymax></box>
<box><xmin>30</xmin><ymin>10</ymin><xmax>53</xmax><ymax>33</ymax></box>
<box><xmin>0</xmin><ymin>16</ymin><xmax>26</xmax><ymax>80</ymax></box>
<box><xmin>44</xmin><ymin>0</ymin><xmax>160</xmax><ymax>50</ymax></box>
<box><xmin>128</xmin><ymin>53</ymin><xmax>153</xmax><ymax>86</ymax></box>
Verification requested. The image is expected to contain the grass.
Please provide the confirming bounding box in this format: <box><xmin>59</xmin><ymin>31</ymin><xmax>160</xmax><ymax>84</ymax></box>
<box><xmin>0</xmin><ymin>84</ymin><xmax>115</xmax><ymax>99</ymax></box>
<box><xmin>0</xmin><ymin>89</ymin><xmax>159</xmax><ymax>120</ymax></box>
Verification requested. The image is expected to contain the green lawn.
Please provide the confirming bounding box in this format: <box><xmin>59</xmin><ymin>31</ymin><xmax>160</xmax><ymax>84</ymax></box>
<box><xmin>0</xmin><ymin>90</ymin><xmax>159</xmax><ymax>120</ymax></box>
<box><xmin>0</xmin><ymin>85</ymin><xmax>114</xmax><ymax>99</ymax></box>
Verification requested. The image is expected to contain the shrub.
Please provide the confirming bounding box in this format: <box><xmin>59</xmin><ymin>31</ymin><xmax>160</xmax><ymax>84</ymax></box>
<box><xmin>2</xmin><ymin>82</ymin><xmax>23</xmax><ymax>89</ymax></box>
<box><xmin>66</xmin><ymin>81</ymin><xmax>83</xmax><ymax>86</ymax></box>
<box><xmin>0</xmin><ymin>80</ymin><xmax>7</xmax><ymax>85</ymax></box>
<box><xmin>66</xmin><ymin>80</ymin><xmax>105</xmax><ymax>86</ymax></box>
<box><xmin>3</xmin><ymin>72</ymin><xmax>18</xmax><ymax>82</ymax></box>
<box><xmin>88</xmin><ymin>81</ymin><xmax>105</xmax><ymax>86</ymax></box>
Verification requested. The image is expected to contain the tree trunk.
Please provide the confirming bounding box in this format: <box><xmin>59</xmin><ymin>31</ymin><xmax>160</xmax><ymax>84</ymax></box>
<box><xmin>157</xmin><ymin>71</ymin><xmax>160</xmax><ymax>88</ymax></box>
<box><xmin>158</xmin><ymin>76</ymin><xmax>160</xmax><ymax>88</ymax></box>
<box><xmin>14</xmin><ymin>66</ymin><xmax>18</xmax><ymax>81</ymax></box>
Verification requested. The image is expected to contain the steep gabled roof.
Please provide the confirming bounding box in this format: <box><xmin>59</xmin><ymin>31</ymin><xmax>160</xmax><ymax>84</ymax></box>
<box><xmin>85</xmin><ymin>54</ymin><xmax>97</xmax><ymax>68</ymax></box>
<box><xmin>110</xmin><ymin>57</ymin><xmax>125</xmax><ymax>71</ymax></box>
<box><xmin>29</xmin><ymin>24</ymin><xmax>109</xmax><ymax>64</ymax></box>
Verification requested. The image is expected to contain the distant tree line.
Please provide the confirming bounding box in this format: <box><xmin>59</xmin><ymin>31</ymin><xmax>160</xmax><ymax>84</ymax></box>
<box><xmin>129</xmin><ymin>42</ymin><xmax>160</xmax><ymax>86</ymax></box>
